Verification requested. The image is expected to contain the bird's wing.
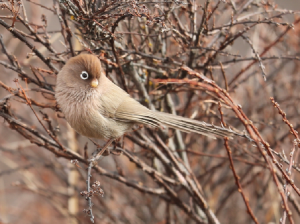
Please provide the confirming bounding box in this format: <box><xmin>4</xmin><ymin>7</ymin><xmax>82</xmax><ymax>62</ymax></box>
<box><xmin>114</xmin><ymin>98</ymin><xmax>236</xmax><ymax>138</ymax></box>
<box><xmin>109</xmin><ymin>86</ymin><xmax>236</xmax><ymax>139</ymax></box>
<box><xmin>114</xmin><ymin>97</ymin><xmax>161</xmax><ymax>128</ymax></box>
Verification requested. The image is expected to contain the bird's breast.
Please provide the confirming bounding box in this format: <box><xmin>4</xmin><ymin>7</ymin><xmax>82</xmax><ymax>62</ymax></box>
<box><xmin>56</xmin><ymin>86</ymin><xmax>133</xmax><ymax>139</ymax></box>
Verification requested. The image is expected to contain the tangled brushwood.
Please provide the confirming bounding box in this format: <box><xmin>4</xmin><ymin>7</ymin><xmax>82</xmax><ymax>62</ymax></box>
<box><xmin>1</xmin><ymin>0</ymin><xmax>300</xmax><ymax>223</ymax></box>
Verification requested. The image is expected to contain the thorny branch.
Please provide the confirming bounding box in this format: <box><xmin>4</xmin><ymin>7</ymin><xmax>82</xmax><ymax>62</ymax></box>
<box><xmin>1</xmin><ymin>0</ymin><xmax>300</xmax><ymax>223</ymax></box>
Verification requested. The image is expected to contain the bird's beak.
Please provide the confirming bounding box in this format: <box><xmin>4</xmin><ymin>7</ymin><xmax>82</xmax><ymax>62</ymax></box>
<box><xmin>90</xmin><ymin>78</ymin><xmax>99</xmax><ymax>88</ymax></box>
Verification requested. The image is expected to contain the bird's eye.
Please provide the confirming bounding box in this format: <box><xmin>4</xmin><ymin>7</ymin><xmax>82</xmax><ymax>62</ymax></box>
<box><xmin>80</xmin><ymin>71</ymin><xmax>89</xmax><ymax>80</ymax></box>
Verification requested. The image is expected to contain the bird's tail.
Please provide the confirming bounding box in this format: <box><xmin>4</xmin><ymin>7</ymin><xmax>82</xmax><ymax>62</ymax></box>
<box><xmin>155</xmin><ymin>111</ymin><xmax>238</xmax><ymax>139</ymax></box>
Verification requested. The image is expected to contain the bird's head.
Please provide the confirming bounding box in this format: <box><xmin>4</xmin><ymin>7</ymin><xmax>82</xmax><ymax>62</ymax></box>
<box><xmin>57</xmin><ymin>54</ymin><xmax>102</xmax><ymax>90</ymax></box>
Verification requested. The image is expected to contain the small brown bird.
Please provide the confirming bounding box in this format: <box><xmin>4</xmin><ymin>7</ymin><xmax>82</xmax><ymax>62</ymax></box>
<box><xmin>55</xmin><ymin>54</ymin><xmax>236</xmax><ymax>141</ymax></box>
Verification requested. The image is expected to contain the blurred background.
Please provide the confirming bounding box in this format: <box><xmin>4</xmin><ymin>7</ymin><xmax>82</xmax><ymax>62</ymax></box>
<box><xmin>1</xmin><ymin>0</ymin><xmax>300</xmax><ymax>223</ymax></box>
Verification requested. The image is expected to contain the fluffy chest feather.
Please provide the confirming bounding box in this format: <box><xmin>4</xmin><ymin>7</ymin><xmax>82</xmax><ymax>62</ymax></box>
<box><xmin>55</xmin><ymin>86</ymin><xmax>133</xmax><ymax>139</ymax></box>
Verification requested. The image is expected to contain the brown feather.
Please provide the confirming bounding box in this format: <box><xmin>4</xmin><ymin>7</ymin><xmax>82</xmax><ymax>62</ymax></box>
<box><xmin>56</xmin><ymin>54</ymin><xmax>238</xmax><ymax>140</ymax></box>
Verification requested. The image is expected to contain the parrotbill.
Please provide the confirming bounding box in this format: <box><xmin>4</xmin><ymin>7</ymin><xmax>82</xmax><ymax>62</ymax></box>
<box><xmin>55</xmin><ymin>54</ymin><xmax>236</xmax><ymax>141</ymax></box>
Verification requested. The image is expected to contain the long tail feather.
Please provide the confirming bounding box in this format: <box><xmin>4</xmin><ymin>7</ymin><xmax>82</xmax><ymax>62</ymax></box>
<box><xmin>155</xmin><ymin>111</ymin><xmax>237</xmax><ymax>139</ymax></box>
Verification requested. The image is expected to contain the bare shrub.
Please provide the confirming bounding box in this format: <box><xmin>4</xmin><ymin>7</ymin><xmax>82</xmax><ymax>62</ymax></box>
<box><xmin>0</xmin><ymin>0</ymin><xmax>300</xmax><ymax>223</ymax></box>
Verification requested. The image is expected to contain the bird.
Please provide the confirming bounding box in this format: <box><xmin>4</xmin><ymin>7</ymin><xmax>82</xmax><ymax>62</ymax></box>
<box><xmin>55</xmin><ymin>54</ymin><xmax>237</xmax><ymax>143</ymax></box>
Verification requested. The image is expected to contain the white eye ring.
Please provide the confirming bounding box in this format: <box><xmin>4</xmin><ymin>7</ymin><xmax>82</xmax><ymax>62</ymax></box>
<box><xmin>80</xmin><ymin>71</ymin><xmax>89</xmax><ymax>80</ymax></box>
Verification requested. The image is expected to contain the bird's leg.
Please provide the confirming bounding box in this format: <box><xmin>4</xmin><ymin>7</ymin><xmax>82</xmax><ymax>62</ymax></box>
<box><xmin>89</xmin><ymin>138</ymin><xmax>114</xmax><ymax>162</ymax></box>
<box><xmin>108</xmin><ymin>137</ymin><xmax>123</xmax><ymax>156</ymax></box>
<box><xmin>101</xmin><ymin>137</ymin><xmax>123</xmax><ymax>156</ymax></box>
